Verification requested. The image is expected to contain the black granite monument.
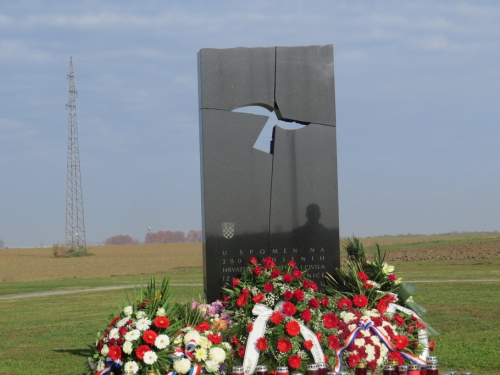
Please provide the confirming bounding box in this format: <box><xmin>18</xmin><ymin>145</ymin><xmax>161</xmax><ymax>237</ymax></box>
<box><xmin>198</xmin><ymin>45</ymin><xmax>340</xmax><ymax>302</ymax></box>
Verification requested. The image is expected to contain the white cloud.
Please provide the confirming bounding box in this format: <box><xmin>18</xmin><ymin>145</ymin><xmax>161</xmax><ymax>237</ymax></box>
<box><xmin>419</xmin><ymin>35</ymin><xmax>449</xmax><ymax>50</ymax></box>
<box><xmin>0</xmin><ymin>40</ymin><xmax>53</xmax><ymax>62</ymax></box>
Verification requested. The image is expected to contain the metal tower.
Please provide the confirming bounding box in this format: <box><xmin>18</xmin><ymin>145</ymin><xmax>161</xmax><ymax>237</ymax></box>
<box><xmin>65</xmin><ymin>56</ymin><xmax>86</xmax><ymax>252</ymax></box>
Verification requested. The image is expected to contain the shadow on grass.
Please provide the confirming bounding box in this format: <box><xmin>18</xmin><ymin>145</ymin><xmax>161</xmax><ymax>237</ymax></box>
<box><xmin>53</xmin><ymin>347</ymin><xmax>92</xmax><ymax>358</ymax></box>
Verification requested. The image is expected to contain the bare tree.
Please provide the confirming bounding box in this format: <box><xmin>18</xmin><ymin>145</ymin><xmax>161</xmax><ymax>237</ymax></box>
<box><xmin>186</xmin><ymin>230</ymin><xmax>202</xmax><ymax>242</ymax></box>
<box><xmin>105</xmin><ymin>235</ymin><xmax>135</xmax><ymax>245</ymax></box>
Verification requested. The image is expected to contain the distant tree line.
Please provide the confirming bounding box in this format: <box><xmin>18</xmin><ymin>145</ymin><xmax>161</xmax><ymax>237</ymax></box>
<box><xmin>104</xmin><ymin>230</ymin><xmax>202</xmax><ymax>245</ymax></box>
<box><xmin>145</xmin><ymin>230</ymin><xmax>201</xmax><ymax>244</ymax></box>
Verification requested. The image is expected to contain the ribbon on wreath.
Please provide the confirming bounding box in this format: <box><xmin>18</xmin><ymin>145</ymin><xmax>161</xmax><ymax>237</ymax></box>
<box><xmin>243</xmin><ymin>302</ymin><xmax>324</xmax><ymax>375</ymax></box>
<box><xmin>93</xmin><ymin>356</ymin><xmax>122</xmax><ymax>375</ymax></box>
<box><xmin>333</xmin><ymin>316</ymin><xmax>426</xmax><ymax>372</ymax></box>
<box><xmin>387</xmin><ymin>303</ymin><xmax>429</xmax><ymax>361</ymax></box>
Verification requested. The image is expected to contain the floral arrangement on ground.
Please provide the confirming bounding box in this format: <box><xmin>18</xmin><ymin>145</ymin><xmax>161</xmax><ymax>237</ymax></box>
<box><xmin>86</xmin><ymin>237</ymin><xmax>436</xmax><ymax>375</ymax></box>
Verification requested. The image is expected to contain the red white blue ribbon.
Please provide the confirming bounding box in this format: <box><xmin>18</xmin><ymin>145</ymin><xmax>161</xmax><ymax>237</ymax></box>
<box><xmin>93</xmin><ymin>357</ymin><xmax>122</xmax><ymax>375</ymax></box>
<box><xmin>333</xmin><ymin>316</ymin><xmax>426</xmax><ymax>372</ymax></box>
<box><xmin>167</xmin><ymin>363</ymin><xmax>201</xmax><ymax>375</ymax></box>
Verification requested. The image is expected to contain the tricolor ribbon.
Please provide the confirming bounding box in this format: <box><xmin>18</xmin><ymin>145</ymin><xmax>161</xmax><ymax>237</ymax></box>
<box><xmin>243</xmin><ymin>302</ymin><xmax>324</xmax><ymax>375</ymax></box>
<box><xmin>333</xmin><ymin>316</ymin><xmax>426</xmax><ymax>372</ymax></box>
<box><xmin>93</xmin><ymin>357</ymin><xmax>122</xmax><ymax>375</ymax></box>
<box><xmin>185</xmin><ymin>339</ymin><xmax>197</xmax><ymax>360</ymax></box>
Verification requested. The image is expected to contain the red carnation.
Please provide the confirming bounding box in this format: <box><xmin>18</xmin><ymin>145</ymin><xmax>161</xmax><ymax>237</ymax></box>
<box><xmin>117</xmin><ymin>337</ymin><xmax>125</xmax><ymax>346</ymax></box>
<box><xmin>348</xmin><ymin>353</ymin><xmax>361</xmax><ymax>368</ymax></box>
<box><xmin>394</xmin><ymin>335</ymin><xmax>409</xmax><ymax>350</ymax></box>
<box><xmin>270</xmin><ymin>269</ymin><xmax>281</xmax><ymax>279</ymax></box>
<box><xmin>393</xmin><ymin>314</ymin><xmax>405</xmax><ymax>326</ymax></box>
<box><xmin>195</xmin><ymin>321</ymin><xmax>210</xmax><ymax>332</ymax></box>
<box><xmin>323</xmin><ymin>312</ymin><xmax>339</xmax><ymax>329</ymax></box>
<box><xmin>309</xmin><ymin>298</ymin><xmax>320</xmax><ymax>309</ymax></box>
<box><xmin>282</xmin><ymin>302</ymin><xmax>296</xmax><ymax>316</ymax></box>
<box><xmin>301</xmin><ymin>308</ymin><xmax>312</xmax><ymax>322</ymax></box>
<box><xmin>143</xmin><ymin>330</ymin><xmax>158</xmax><ymax>345</ymax></box>
<box><xmin>286</xmin><ymin>321</ymin><xmax>301</xmax><ymax>336</ymax></box>
<box><xmin>242</xmin><ymin>288</ymin><xmax>250</xmax><ymax>295</ymax></box>
<box><xmin>353</xmin><ymin>295</ymin><xmax>368</xmax><ymax>308</ymax></box>
<box><xmin>292</xmin><ymin>269</ymin><xmax>303</xmax><ymax>278</ymax></box>
<box><xmin>270</xmin><ymin>311</ymin><xmax>284</xmax><ymax>325</ymax></box>
<box><xmin>277</xmin><ymin>338</ymin><xmax>292</xmax><ymax>353</ymax></box>
<box><xmin>238</xmin><ymin>345</ymin><xmax>246</xmax><ymax>358</ymax></box>
<box><xmin>284</xmin><ymin>290</ymin><xmax>293</xmax><ymax>300</ymax></box>
<box><xmin>288</xmin><ymin>354</ymin><xmax>301</xmax><ymax>369</ymax></box>
<box><xmin>222</xmin><ymin>295</ymin><xmax>229</xmax><ymax>306</ymax></box>
<box><xmin>327</xmin><ymin>335</ymin><xmax>339</xmax><ymax>349</ymax></box>
<box><xmin>321</xmin><ymin>297</ymin><xmax>329</xmax><ymax>307</ymax></box>
<box><xmin>263</xmin><ymin>256</ymin><xmax>276</xmax><ymax>269</ymax></box>
<box><xmin>264</xmin><ymin>283</ymin><xmax>274</xmax><ymax>292</ymax></box>
<box><xmin>288</xmin><ymin>260</ymin><xmax>297</xmax><ymax>267</ymax></box>
<box><xmin>208</xmin><ymin>333</ymin><xmax>222</xmax><ymax>344</ymax></box>
<box><xmin>119</xmin><ymin>326</ymin><xmax>127</xmax><ymax>336</ymax></box>
<box><xmin>303</xmin><ymin>340</ymin><xmax>313</xmax><ymax>350</ymax></box>
<box><xmin>363</xmin><ymin>282</ymin><xmax>375</xmax><ymax>290</ymax></box>
<box><xmin>256</xmin><ymin>337</ymin><xmax>268</xmax><ymax>351</ymax></box>
<box><xmin>108</xmin><ymin>345</ymin><xmax>122</xmax><ymax>361</ymax></box>
<box><xmin>109</xmin><ymin>316</ymin><xmax>121</xmax><ymax>327</ymax></box>
<box><xmin>388</xmin><ymin>274</ymin><xmax>398</xmax><ymax>282</ymax></box>
<box><xmin>232</xmin><ymin>278</ymin><xmax>240</xmax><ymax>288</ymax></box>
<box><xmin>337</xmin><ymin>298</ymin><xmax>352</xmax><ymax>309</ymax></box>
<box><xmin>389</xmin><ymin>352</ymin><xmax>403</xmax><ymax>365</ymax></box>
<box><xmin>232</xmin><ymin>336</ymin><xmax>239</xmax><ymax>345</ymax></box>
<box><xmin>315</xmin><ymin>332</ymin><xmax>322</xmax><ymax>341</ymax></box>
<box><xmin>283</xmin><ymin>273</ymin><xmax>293</xmax><ymax>283</ymax></box>
<box><xmin>377</xmin><ymin>300</ymin><xmax>388</xmax><ymax>314</ymax></box>
<box><xmin>236</xmin><ymin>294</ymin><xmax>248</xmax><ymax>307</ymax></box>
<box><xmin>252</xmin><ymin>293</ymin><xmax>265</xmax><ymax>303</ymax></box>
<box><xmin>253</xmin><ymin>266</ymin><xmax>263</xmax><ymax>276</ymax></box>
<box><xmin>249</xmin><ymin>257</ymin><xmax>258</xmax><ymax>265</ymax></box>
<box><xmin>154</xmin><ymin>316</ymin><xmax>170</xmax><ymax>329</ymax></box>
<box><xmin>429</xmin><ymin>341</ymin><xmax>435</xmax><ymax>351</ymax></box>
<box><xmin>293</xmin><ymin>289</ymin><xmax>304</xmax><ymax>301</ymax></box>
<box><xmin>136</xmin><ymin>345</ymin><xmax>151</xmax><ymax>360</ymax></box>
<box><xmin>357</xmin><ymin>271</ymin><xmax>369</xmax><ymax>283</ymax></box>
<box><xmin>247</xmin><ymin>322</ymin><xmax>254</xmax><ymax>332</ymax></box>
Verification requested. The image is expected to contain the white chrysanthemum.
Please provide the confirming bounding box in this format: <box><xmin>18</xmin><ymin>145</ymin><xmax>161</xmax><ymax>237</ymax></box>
<box><xmin>195</xmin><ymin>348</ymin><xmax>208</xmax><ymax>361</ymax></box>
<box><xmin>205</xmin><ymin>359</ymin><xmax>220</xmax><ymax>373</ymax></box>
<box><xmin>136</xmin><ymin>318</ymin><xmax>152</xmax><ymax>331</ymax></box>
<box><xmin>155</xmin><ymin>334</ymin><xmax>170</xmax><ymax>349</ymax></box>
<box><xmin>348</xmin><ymin>324</ymin><xmax>357</xmax><ymax>331</ymax></box>
<box><xmin>108</xmin><ymin>328</ymin><xmax>120</xmax><ymax>340</ymax></box>
<box><xmin>365</xmin><ymin>344</ymin><xmax>375</xmax><ymax>362</ymax></box>
<box><xmin>96</xmin><ymin>359</ymin><xmax>105</xmax><ymax>371</ymax></box>
<box><xmin>123</xmin><ymin>306</ymin><xmax>133</xmax><ymax>316</ymax></box>
<box><xmin>354</xmin><ymin>338</ymin><xmax>365</xmax><ymax>347</ymax></box>
<box><xmin>100</xmin><ymin>344</ymin><xmax>109</xmax><ymax>356</ymax></box>
<box><xmin>361</xmin><ymin>330</ymin><xmax>371</xmax><ymax>337</ymax></box>
<box><xmin>123</xmin><ymin>341</ymin><xmax>133</xmax><ymax>354</ymax></box>
<box><xmin>209</xmin><ymin>347</ymin><xmax>226</xmax><ymax>363</ymax></box>
<box><xmin>364</xmin><ymin>309</ymin><xmax>380</xmax><ymax>318</ymax></box>
<box><xmin>143</xmin><ymin>350</ymin><xmax>158</xmax><ymax>365</ymax></box>
<box><xmin>183</xmin><ymin>330</ymin><xmax>201</xmax><ymax>345</ymax></box>
<box><xmin>125</xmin><ymin>329</ymin><xmax>141</xmax><ymax>341</ymax></box>
<box><xmin>222</xmin><ymin>342</ymin><xmax>231</xmax><ymax>350</ymax></box>
<box><xmin>124</xmin><ymin>361</ymin><xmax>139</xmax><ymax>374</ymax></box>
<box><xmin>173</xmin><ymin>358</ymin><xmax>191</xmax><ymax>374</ymax></box>
<box><xmin>340</xmin><ymin>311</ymin><xmax>356</xmax><ymax>323</ymax></box>
<box><xmin>371</xmin><ymin>335</ymin><xmax>381</xmax><ymax>345</ymax></box>
<box><xmin>156</xmin><ymin>307</ymin><xmax>166</xmax><ymax>317</ymax></box>
<box><xmin>136</xmin><ymin>310</ymin><xmax>147</xmax><ymax>319</ymax></box>
<box><xmin>199</xmin><ymin>336</ymin><xmax>211</xmax><ymax>349</ymax></box>
<box><xmin>116</xmin><ymin>317</ymin><xmax>130</xmax><ymax>328</ymax></box>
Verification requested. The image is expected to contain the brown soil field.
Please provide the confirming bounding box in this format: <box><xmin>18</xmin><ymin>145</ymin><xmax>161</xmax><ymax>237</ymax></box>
<box><xmin>0</xmin><ymin>243</ymin><xmax>202</xmax><ymax>282</ymax></box>
<box><xmin>2</xmin><ymin>237</ymin><xmax>499</xmax><ymax>282</ymax></box>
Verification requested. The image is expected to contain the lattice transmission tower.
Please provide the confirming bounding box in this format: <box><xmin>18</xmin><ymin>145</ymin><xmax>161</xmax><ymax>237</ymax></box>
<box><xmin>65</xmin><ymin>56</ymin><xmax>86</xmax><ymax>252</ymax></box>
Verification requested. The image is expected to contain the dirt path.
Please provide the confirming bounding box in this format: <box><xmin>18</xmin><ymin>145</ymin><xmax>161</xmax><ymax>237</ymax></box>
<box><xmin>0</xmin><ymin>283</ymin><xmax>203</xmax><ymax>300</ymax></box>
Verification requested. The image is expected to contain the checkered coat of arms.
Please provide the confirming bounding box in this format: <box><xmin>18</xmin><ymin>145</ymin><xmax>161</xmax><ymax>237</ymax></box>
<box><xmin>222</xmin><ymin>222</ymin><xmax>235</xmax><ymax>239</ymax></box>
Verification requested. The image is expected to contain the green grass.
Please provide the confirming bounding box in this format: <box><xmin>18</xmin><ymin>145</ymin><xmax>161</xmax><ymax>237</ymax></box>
<box><xmin>0</xmin><ymin>284</ymin><xmax>203</xmax><ymax>375</ymax></box>
<box><xmin>1</xmin><ymin>252</ymin><xmax>500</xmax><ymax>374</ymax></box>
<box><xmin>0</xmin><ymin>267</ymin><xmax>203</xmax><ymax>296</ymax></box>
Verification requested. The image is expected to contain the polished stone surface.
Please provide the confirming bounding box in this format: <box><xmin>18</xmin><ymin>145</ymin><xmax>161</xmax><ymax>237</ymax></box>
<box><xmin>269</xmin><ymin>124</ymin><xmax>340</xmax><ymax>287</ymax></box>
<box><xmin>275</xmin><ymin>45</ymin><xmax>336</xmax><ymax>126</ymax></box>
<box><xmin>199</xmin><ymin>45</ymin><xmax>339</xmax><ymax>301</ymax></box>
<box><xmin>198</xmin><ymin>47</ymin><xmax>275</xmax><ymax>111</ymax></box>
<box><xmin>199</xmin><ymin>109</ymin><xmax>273</xmax><ymax>302</ymax></box>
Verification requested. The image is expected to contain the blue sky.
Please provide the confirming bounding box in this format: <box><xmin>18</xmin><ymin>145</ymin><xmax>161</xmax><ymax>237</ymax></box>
<box><xmin>1</xmin><ymin>1</ymin><xmax>499</xmax><ymax>248</ymax></box>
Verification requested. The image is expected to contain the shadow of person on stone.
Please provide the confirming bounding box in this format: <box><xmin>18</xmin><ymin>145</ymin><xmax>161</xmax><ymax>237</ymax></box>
<box><xmin>292</xmin><ymin>204</ymin><xmax>330</xmax><ymax>249</ymax></box>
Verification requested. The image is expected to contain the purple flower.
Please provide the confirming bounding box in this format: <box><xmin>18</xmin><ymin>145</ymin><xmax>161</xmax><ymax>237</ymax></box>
<box><xmin>191</xmin><ymin>301</ymin><xmax>198</xmax><ymax>310</ymax></box>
